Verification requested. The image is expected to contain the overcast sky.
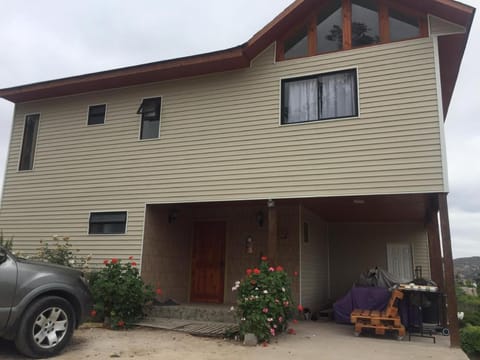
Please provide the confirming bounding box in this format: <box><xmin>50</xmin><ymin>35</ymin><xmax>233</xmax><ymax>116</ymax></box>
<box><xmin>0</xmin><ymin>0</ymin><xmax>478</xmax><ymax>258</ymax></box>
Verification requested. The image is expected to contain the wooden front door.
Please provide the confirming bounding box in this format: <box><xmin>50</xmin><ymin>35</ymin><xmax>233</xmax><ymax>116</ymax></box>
<box><xmin>190</xmin><ymin>221</ymin><xmax>226</xmax><ymax>303</ymax></box>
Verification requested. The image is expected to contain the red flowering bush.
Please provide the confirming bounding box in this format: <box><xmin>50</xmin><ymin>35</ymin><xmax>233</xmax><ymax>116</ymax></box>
<box><xmin>233</xmin><ymin>257</ymin><xmax>294</xmax><ymax>343</ymax></box>
<box><xmin>90</xmin><ymin>258</ymin><xmax>154</xmax><ymax>329</ymax></box>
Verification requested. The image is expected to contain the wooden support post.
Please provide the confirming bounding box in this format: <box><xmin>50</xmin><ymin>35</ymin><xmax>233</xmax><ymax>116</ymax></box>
<box><xmin>438</xmin><ymin>193</ymin><xmax>460</xmax><ymax>347</ymax></box>
<box><xmin>267</xmin><ymin>201</ymin><xmax>278</xmax><ymax>265</ymax></box>
<box><xmin>426</xmin><ymin>199</ymin><xmax>447</xmax><ymax>327</ymax></box>
<box><xmin>342</xmin><ymin>0</ymin><xmax>352</xmax><ymax>50</ymax></box>
<box><xmin>426</xmin><ymin>197</ymin><xmax>445</xmax><ymax>291</ymax></box>
<box><xmin>379</xmin><ymin>0</ymin><xmax>390</xmax><ymax>43</ymax></box>
<box><xmin>427</xmin><ymin>216</ymin><xmax>444</xmax><ymax>288</ymax></box>
<box><xmin>308</xmin><ymin>16</ymin><xmax>317</xmax><ymax>56</ymax></box>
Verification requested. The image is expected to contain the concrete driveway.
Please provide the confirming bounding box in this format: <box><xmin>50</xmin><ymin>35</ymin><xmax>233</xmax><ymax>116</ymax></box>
<box><xmin>0</xmin><ymin>321</ymin><xmax>469</xmax><ymax>359</ymax></box>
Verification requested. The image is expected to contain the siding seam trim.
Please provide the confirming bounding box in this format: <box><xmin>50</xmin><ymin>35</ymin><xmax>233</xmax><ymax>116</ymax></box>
<box><xmin>432</xmin><ymin>36</ymin><xmax>449</xmax><ymax>192</ymax></box>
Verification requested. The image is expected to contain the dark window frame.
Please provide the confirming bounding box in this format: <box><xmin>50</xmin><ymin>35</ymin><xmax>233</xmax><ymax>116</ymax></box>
<box><xmin>19</xmin><ymin>113</ymin><xmax>40</xmax><ymax>171</ymax></box>
<box><xmin>137</xmin><ymin>97</ymin><xmax>162</xmax><ymax>140</ymax></box>
<box><xmin>281</xmin><ymin>68</ymin><xmax>359</xmax><ymax>125</ymax></box>
<box><xmin>88</xmin><ymin>211</ymin><xmax>127</xmax><ymax>235</ymax></box>
<box><xmin>87</xmin><ymin>104</ymin><xmax>107</xmax><ymax>126</ymax></box>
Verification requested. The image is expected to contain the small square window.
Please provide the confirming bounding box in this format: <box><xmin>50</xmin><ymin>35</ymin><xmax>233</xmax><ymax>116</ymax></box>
<box><xmin>137</xmin><ymin>97</ymin><xmax>161</xmax><ymax>139</ymax></box>
<box><xmin>89</xmin><ymin>211</ymin><xmax>127</xmax><ymax>234</ymax></box>
<box><xmin>88</xmin><ymin>104</ymin><xmax>106</xmax><ymax>125</ymax></box>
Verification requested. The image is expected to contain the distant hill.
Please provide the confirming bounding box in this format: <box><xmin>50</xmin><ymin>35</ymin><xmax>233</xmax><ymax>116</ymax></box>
<box><xmin>454</xmin><ymin>257</ymin><xmax>480</xmax><ymax>281</ymax></box>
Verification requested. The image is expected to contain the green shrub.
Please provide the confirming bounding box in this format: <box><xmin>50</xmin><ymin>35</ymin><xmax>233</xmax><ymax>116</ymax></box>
<box><xmin>460</xmin><ymin>311</ymin><xmax>480</xmax><ymax>328</ymax></box>
<box><xmin>234</xmin><ymin>257</ymin><xmax>295</xmax><ymax>343</ymax></box>
<box><xmin>0</xmin><ymin>230</ymin><xmax>14</xmax><ymax>251</ymax></box>
<box><xmin>457</xmin><ymin>286</ymin><xmax>480</xmax><ymax>329</ymax></box>
<box><xmin>461</xmin><ymin>325</ymin><xmax>480</xmax><ymax>355</ymax></box>
<box><xmin>90</xmin><ymin>257</ymin><xmax>155</xmax><ymax>329</ymax></box>
<box><xmin>34</xmin><ymin>236</ymin><xmax>90</xmax><ymax>269</ymax></box>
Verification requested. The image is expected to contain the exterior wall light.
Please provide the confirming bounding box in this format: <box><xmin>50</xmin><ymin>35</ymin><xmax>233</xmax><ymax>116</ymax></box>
<box><xmin>246</xmin><ymin>236</ymin><xmax>253</xmax><ymax>254</ymax></box>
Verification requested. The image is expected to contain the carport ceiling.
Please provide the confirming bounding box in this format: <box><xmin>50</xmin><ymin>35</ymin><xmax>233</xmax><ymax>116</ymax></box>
<box><xmin>299</xmin><ymin>194</ymin><xmax>430</xmax><ymax>223</ymax></box>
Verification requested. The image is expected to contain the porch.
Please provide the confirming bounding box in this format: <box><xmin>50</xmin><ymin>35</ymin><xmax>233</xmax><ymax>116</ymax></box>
<box><xmin>140</xmin><ymin>193</ymin><xmax>458</xmax><ymax>344</ymax></box>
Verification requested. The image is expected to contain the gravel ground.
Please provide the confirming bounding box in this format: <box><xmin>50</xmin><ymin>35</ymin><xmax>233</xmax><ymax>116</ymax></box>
<box><xmin>0</xmin><ymin>322</ymin><xmax>470</xmax><ymax>360</ymax></box>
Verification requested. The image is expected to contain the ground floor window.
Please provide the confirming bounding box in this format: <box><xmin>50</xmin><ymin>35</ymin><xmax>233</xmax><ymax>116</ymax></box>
<box><xmin>89</xmin><ymin>211</ymin><xmax>127</xmax><ymax>234</ymax></box>
<box><xmin>386</xmin><ymin>243</ymin><xmax>413</xmax><ymax>282</ymax></box>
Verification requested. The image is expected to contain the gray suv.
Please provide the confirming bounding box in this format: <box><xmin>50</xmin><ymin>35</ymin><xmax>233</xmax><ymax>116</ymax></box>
<box><xmin>0</xmin><ymin>246</ymin><xmax>92</xmax><ymax>358</ymax></box>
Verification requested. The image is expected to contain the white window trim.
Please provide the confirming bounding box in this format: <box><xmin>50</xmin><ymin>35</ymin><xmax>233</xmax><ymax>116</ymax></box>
<box><xmin>86</xmin><ymin>103</ymin><xmax>108</xmax><ymax>126</ymax></box>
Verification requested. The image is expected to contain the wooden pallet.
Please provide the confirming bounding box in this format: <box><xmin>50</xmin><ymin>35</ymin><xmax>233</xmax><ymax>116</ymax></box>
<box><xmin>351</xmin><ymin>289</ymin><xmax>405</xmax><ymax>340</ymax></box>
<box><xmin>351</xmin><ymin>310</ymin><xmax>402</xmax><ymax>327</ymax></box>
<box><xmin>354</xmin><ymin>321</ymin><xmax>406</xmax><ymax>339</ymax></box>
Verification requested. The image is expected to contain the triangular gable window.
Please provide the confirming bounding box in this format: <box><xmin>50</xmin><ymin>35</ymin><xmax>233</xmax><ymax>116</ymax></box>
<box><xmin>318</xmin><ymin>0</ymin><xmax>343</xmax><ymax>53</ymax></box>
<box><xmin>389</xmin><ymin>8</ymin><xmax>421</xmax><ymax>42</ymax></box>
<box><xmin>278</xmin><ymin>0</ymin><xmax>427</xmax><ymax>61</ymax></box>
<box><xmin>352</xmin><ymin>0</ymin><xmax>380</xmax><ymax>47</ymax></box>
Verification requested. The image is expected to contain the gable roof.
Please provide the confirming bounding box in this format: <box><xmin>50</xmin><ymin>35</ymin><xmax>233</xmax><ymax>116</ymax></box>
<box><xmin>0</xmin><ymin>0</ymin><xmax>475</xmax><ymax>106</ymax></box>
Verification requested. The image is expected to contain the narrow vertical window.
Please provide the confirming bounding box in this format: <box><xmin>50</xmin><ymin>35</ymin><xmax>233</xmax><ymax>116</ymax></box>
<box><xmin>137</xmin><ymin>97</ymin><xmax>161</xmax><ymax>140</ymax></box>
<box><xmin>88</xmin><ymin>104</ymin><xmax>106</xmax><ymax>125</ymax></box>
<box><xmin>19</xmin><ymin>114</ymin><xmax>40</xmax><ymax>171</ymax></box>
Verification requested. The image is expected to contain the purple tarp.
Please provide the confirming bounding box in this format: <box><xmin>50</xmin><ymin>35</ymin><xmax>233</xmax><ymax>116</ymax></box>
<box><xmin>334</xmin><ymin>287</ymin><xmax>391</xmax><ymax>324</ymax></box>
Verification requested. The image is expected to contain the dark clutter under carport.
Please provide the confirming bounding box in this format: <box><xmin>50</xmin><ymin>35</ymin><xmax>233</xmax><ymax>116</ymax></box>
<box><xmin>332</xmin><ymin>267</ymin><xmax>446</xmax><ymax>342</ymax></box>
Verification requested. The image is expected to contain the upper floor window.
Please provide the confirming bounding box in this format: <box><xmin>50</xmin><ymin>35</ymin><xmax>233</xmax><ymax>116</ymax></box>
<box><xmin>281</xmin><ymin>69</ymin><xmax>358</xmax><ymax>124</ymax></box>
<box><xmin>284</xmin><ymin>26</ymin><xmax>308</xmax><ymax>60</ymax></box>
<box><xmin>88</xmin><ymin>104</ymin><xmax>106</xmax><ymax>125</ymax></box>
<box><xmin>89</xmin><ymin>211</ymin><xmax>127</xmax><ymax>234</ymax></box>
<box><xmin>389</xmin><ymin>9</ymin><xmax>420</xmax><ymax>42</ymax></box>
<box><xmin>19</xmin><ymin>114</ymin><xmax>40</xmax><ymax>171</ymax></box>
<box><xmin>318</xmin><ymin>0</ymin><xmax>343</xmax><ymax>53</ymax></box>
<box><xmin>278</xmin><ymin>0</ymin><xmax>426</xmax><ymax>60</ymax></box>
<box><xmin>352</xmin><ymin>0</ymin><xmax>380</xmax><ymax>47</ymax></box>
<box><xmin>137</xmin><ymin>97</ymin><xmax>161</xmax><ymax>140</ymax></box>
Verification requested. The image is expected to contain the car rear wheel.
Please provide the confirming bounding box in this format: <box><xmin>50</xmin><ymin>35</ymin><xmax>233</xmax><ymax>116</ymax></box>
<box><xmin>15</xmin><ymin>296</ymin><xmax>75</xmax><ymax>358</ymax></box>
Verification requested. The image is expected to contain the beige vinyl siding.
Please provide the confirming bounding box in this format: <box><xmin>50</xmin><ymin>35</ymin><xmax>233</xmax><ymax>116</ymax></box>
<box><xmin>329</xmin><ymin>223</ymin><xmax>431</xmax><ymax>299</ymax></box>
<box><xmin>0</xmin><ymin>37</ymin><xmax>443</xmax><ymax>262</ymax></box>
<box><xmin>300</xmin><ymin>207</ymin><xmax>329</xmax><ymax>312</ymax></box>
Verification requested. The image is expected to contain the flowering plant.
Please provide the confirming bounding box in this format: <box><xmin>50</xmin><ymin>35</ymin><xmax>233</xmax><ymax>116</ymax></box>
<box><xmin>233</xmin><ymin>257</ymin><xmax>294</xmax><ymax>342</ymax></box>
<box><xmin>90</xmin><ymin>257</ymin><xmax>155</xmax><ymax>329</ymax></box>
<box><xmin>34</xmin><ymin>235</ymin><xmax>90</xmax><ymax>269</ymax></box>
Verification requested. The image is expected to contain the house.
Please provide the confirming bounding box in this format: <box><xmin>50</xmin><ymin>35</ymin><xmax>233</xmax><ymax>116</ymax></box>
<box><xmin>0</xmin><ymin>0</ymin><xmax>475</xmax><ymax>346</ymax></box>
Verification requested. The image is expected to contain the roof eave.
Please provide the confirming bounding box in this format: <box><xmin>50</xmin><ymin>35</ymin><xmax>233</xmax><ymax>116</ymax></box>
<box><xmin>0</xmin><ymin>0</ymin><xmax>475</xmax><ymax>104</ymax></box>
<box><xmin>0</xmin><ymin>45</ymin><xmax>249</xmax><ymax>103</ymax></box>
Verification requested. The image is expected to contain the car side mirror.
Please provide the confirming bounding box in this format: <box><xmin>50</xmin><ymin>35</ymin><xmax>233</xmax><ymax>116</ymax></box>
<box><xmin>0</xmin><ymin>248</ymin><xmax>7</xmax><ymax>264</ymax></box>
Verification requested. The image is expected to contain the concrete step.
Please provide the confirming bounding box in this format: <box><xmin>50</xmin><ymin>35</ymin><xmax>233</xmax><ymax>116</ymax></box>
<box><xmin>147</xmin><ymin>304</ymin><xmax>236</xmax><ymax>323</ymax></box>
